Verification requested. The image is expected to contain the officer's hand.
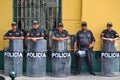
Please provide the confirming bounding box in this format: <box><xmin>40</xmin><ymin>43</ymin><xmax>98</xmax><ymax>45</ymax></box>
<box><xmin>59</xmin><ymin>38</ymin><xmax>64</xmax><ymax>42</ymax></box>
<box><xmin>109</xmin><ymin>38</ymin><xmax>114</xmax><ymax>42</ymax></box>
<box><xmin>58</xmin><ymin>38</ymin><xmax>62</xmax><ymax>42</ymax></box>
<box><xmin>32</xmin><ymin>38</ymin><xmax>38</xmax><ymax>42</ymax></box>
<box><xmin>74</xmin><ymin>49</ymin><xmax>77</xmax><ymax>53</ymax></box>
<box><xmin>88</xmin><ymin>44</ymin><xmax>93</xmax><ymax>48</ymax></box>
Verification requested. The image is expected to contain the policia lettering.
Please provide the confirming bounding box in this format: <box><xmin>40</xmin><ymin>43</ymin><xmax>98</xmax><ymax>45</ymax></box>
<box><xmin>27</xmin><ymin>52</ymin><xmax>46</xmax><ymax>58</ymax></box>
<box><xmin>101</xmin><ymin>52</ymin><xmax>120</xmax><ymax>58</ymax></box>
<box><xmin>4</xmin><ymin>51</ymin><xmax>23</xmax><ymax>58</ymax></box>
<box><xmin>52</xmin><ymin>52</ymin><xmax>71</xmax><ymax>58</ymax></box>
<box><xmin>74</xmin><ymin>21</ymin><xmax>96</xmax><ymax>75</ymax></box>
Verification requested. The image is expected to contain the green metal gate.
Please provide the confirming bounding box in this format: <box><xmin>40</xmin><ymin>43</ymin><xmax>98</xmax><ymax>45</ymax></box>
<box><xmin>13</xmin><ymin>0</ymin><xmax>62</xmax><ymax>48</ymax></box>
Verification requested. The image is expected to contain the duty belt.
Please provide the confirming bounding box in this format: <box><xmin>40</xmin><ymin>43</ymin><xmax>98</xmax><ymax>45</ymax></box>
<box><xmin>79</xmin><ymin>45</ymin><xmax>89</xmax><ymax>48</ymax></box>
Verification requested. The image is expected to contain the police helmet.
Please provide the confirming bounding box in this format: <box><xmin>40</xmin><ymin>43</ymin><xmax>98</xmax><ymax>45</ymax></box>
<box><xmin>107</xmin><ymin>22</ymin><xmax>113</xmax><ymax>27</ymax></box>
<box><xmin>33</xmin><ymin>21</ymin><xmax>39</xmax><ymax>25</ymax></box>
<box><xmin>58</xmin><ymin>23</ymin><xmax>63</xmax><ymax>27</ymax></box>
<box><xmin>81</xmin><ymin>21</ymin><xmax>87</xmax><ymax>26</ymax></box>
<box><xmin>76</xmin><ymin>50</ymin><xmax>86</xmax><ymax>57</ymax></box>
<box><xmin>11</xmin><ymin>22</ymin><xmax>17</xmax><ymax>26</ymax></box>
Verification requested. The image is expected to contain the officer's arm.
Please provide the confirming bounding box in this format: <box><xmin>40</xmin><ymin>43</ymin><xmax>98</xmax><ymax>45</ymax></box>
<box><xmin>3</xmin><ymin>36</ymin><xmax>12</xmax><ymax>40</ymax></box>
<box><xmin>89</xmin><ymin>41</ymin><xmax>95</xmax><ymax>47</ymax></box>
<box><xmin>100</xmin><ymin>32</ymin><xmax>112</xmax><ymax>41</ymax></box>
<box><xmin>3</xmin><ymin>31</ymin><xmax>12</xmax><ymax>40</ymax></box>
<box><xmin>27</xmin><ymin>36</ymin><xmax>44</xmax><ymax>40</ymax></box>
<box><xmin>89</xmin><ymin>31</ymin><xmax>95</xmax><ymax>48</ymax></box>
<box><xmin>114</xmin><ymin>37</ymin><xmax>119</xmax><ymax>40</ymax></box>
<box><xmin>61</xmin><ymin>31</ymin><xmax>70</xmax><ymax>40</ymax></box>
<box><xmin>51</xmin><ymin>32</ymin><xmax>60</xmax><ymax>41</ymax></box>
<box><xmin>35</xmin><ymin>37</ymin><xmax>44</xmax><ymax>40</ymax></box>
<box><xmin>14</xmin><ymin>37</ymin><xmax>24</xmax><ymax>40</ymax></box>
<box><xmin>74</xmin><ymin>33</ymin><xmax>79</xmax><ymax>52</ymax></box>
<box><xmin>52</xmin><ymin>37</ymin><xmax>60</xmax><ymax>41</ymax></box>
<box><xmin>52</xmin><ymin>36</ymin><xmax>69</xmax><ymax>41</ymax></box>
<box><xmin>35</xmin><ymin>31</ymin><xmax>44</xmax><ymax>40</ymax></box>
<box><xmin>101</xmin><ymin>36</ymin><xmax>113</xmax><ymax>41</ymax></box>
<box><xmin>74</xmin><ymin>41</ymin><xmax>77</xmax><ymax>53</ymax></box>
<box><xmin>61</xmin><ymin>36</ymin><xmax>70</xmax><ymax>40</ymax></box>
<box><xmin>26</xmin><ymin>32</ymin><xmax>32</xmax><ymax>40</ymax></box>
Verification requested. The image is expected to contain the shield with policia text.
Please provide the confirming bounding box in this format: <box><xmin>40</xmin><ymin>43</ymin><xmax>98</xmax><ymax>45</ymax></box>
<box><xmin>26</xmin><ymin>40</ymin><xmax>47</xmax><ymax>77</ymax></box>
<box><xmin>52</xmin><ymin>40</ymin><xmax>71</xmax><ymax>77</ymax></box>
<box><xmin>101</xmin><ymin>40</ymin><xmax>120</xmax><ymax>76</ymax></box>
<box><xmin>4</xmin><ymin>40</ymin><xmax>23</xmax><ymax>77</ymax></box>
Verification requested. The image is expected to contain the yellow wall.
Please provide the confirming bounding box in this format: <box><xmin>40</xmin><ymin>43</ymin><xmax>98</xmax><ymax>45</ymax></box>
<box><xmin>0</xmin><ymin>0</ymin><xmax>13</xmax><ymax>50</ymax></box>
<box><xmin>62</xmin><ymin>0</ymin><xmax>82</xmax><ymax>34</ymax></box>
<box><xmin>82</xmin><ymin>0</ymin><xmax>120</xmax><ymax>51</ymax></box>
<box><xmin>0</xmin><ymin>0</ymin><xmax>120</xmax><ymax>51</ymax></box>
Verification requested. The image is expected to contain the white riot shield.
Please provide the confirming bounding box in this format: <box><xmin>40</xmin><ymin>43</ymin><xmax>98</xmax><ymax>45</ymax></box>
<box><xmin>26</xmin><ymin>40</ymin><xmax>47</xmax><ymax>77</ymax></box>
<box><xmin>4</xmin><ymin>40</ymin><xmax>23</xmax><ymax>77</ymax></box>
<box><xmin>52</xmin><ymin>40</ymin><xmax>71</xmax><ymax>77</ymax></box>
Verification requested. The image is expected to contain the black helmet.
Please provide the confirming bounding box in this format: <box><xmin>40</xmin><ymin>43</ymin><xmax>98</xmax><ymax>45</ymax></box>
<box><xmin>33</xmin><ymin>21</ymin><xmax>39</xmax><ymax>25</ymax></box>
<box><xmin>81</xmin><ymin>21</ymin><xmax>87</xmax><ymax>26</ymax></box>
<box><xmin>107</xmin><ymin>22</ymin><xmax>113</xmax><ymax>27</ymax></box>
<box><xmin>11</xmin><ymin>22</ymin><xmax>17</xmax><ymax>26</ymax></box>
<box><xmin>58</xmin><ymin>23</ymin><xmax>63</xmax><ymax>27</ymax></box>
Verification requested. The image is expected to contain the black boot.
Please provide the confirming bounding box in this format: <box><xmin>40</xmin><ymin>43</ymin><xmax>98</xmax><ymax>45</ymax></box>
<box><xmin>74</xmin><ymin>71</ymin><xmax>80</xmax><ymax>75</ymax></box>
<box><xmin>90</xmin><ymin>71</ymin><xmax>96</xmax><ymax>76</ymax></box>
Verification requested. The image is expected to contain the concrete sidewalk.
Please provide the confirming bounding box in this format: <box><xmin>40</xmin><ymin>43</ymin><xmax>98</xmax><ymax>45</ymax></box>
<box><xmin>1</xmin><ymin>73</ymin><xmax>119</xmax><ymax>80</ymax></box>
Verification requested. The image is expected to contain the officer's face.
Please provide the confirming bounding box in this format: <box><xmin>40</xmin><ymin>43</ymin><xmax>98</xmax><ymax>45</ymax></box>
<box><xmin>12</xmin><ymin>25</ymin><xmax>17</xmax><ymax>30</ymax></box>
<box><xmin>58</xmin><ymin>26</ymin><xmax>63</xmax><ymax>32</ymax></box>
<box><xmin>33</xmin><ymin>24</ymin><xmax>39</xmax><ymax>29</ymax></box>
<box><xmin>82</xmin><ymin>26</ymin><xmax>87</xmax><ymax>30</ymax></box>
<box><xmin>107</xmin><ymin>26</ymin><xmax>112</xmax><ymax>30</ymax></box>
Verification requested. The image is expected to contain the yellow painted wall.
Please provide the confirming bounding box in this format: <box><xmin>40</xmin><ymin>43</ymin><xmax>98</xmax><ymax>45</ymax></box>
<box><xmin>0</xmin><ymin>0</ymin><xmax>120</xmax><ymax>51</ymax></box>
<box><xmin>62</xmin><ymin>0</ymin><xmax>82</xmax><ymax>34</ymax></box>
<box><xmin>82</xmin><ymin>0</ymin><xmax>120</xmax><ymax>51</ymax></box>
<box><xmin>0</xmin><ymin>0</ymin><xmax>13</xmax><ymax>50</ymax></box>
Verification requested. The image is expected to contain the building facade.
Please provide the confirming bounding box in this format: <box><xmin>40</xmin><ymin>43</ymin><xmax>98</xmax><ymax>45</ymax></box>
<box><xmin>0</xmin><ymin>0</ymin><xmax>120</xmax><ymax>72</ymax></box>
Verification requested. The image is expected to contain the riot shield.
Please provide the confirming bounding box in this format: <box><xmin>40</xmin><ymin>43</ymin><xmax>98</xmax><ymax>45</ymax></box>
<box><xmin>52</xmin><ymin>40</ymin><xmax>71</xmax><ymax>77</ymax></box>
<box><xmin>4</xmin><ymin>40</ymin><xmax>23</xmax><ymax>77</ymax></box>
<box><xmin>101</xmin><ymin>40</ymin><xmax>120</xmax><ymax>76</ymax></box>
<box><xmin>26</xmin><ymin>40</ymin><xmax>47</xmax><ymax>77</ymax></box>
<box><xmin>52</xmin><ymin>40</ymin><xmax>68</xmax><ymax>52</ymax></box>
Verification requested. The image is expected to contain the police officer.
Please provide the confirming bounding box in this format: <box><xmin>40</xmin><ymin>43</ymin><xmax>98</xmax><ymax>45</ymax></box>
<box><xmin>27</xmin><ymin>21</ymin><xmax>44</xmax><ymax>42</ymax></box>
<box><xmin>4</xmin><ymin>22</ymin><xmax>24</xmax><ymax>40</ymax></box>
<box><xmin>74</xmin><ymin>21</ymin><xmax>96</xmax><ymax>75</ymax></box>
<box><xmin>51</xmin><ymin>23</ymin><xmax>69</xmax><ymax>51</ymax></box>
<box><xmin>101</xmin><ymin>22</ymin><xmax>119</xmax><ymax>52</ymax></box>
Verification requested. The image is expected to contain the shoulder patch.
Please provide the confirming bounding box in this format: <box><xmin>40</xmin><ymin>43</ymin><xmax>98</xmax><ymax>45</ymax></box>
<box><xmin>8</xmin><ymin>33</ymin><xmax>12</xmax><ymax>35</ymax></box>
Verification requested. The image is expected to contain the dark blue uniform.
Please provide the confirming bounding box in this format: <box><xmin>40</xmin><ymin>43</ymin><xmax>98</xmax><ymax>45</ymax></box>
<box><xmin>75</xmin><ymin>30</ymin><xmax>95</xmax><ymax>50</ymax></box>
<box><xmin>101</xmin><ymin>29</ymin><xmax>119</xmax><ymax>52</ymax></box>
<box><xmin>52</xmin><ymin>29</ymin><xmax>69</xmax><ymax>38</ymax></box>
<box><xmin>101</xmin><ymin>29</ymin><xmax>119</xmax><ymax>38</ymax></box>
<box><xmin>4</xmin><ymin>29</ymin><xmax>23</xmax><ymax>37</ymax></box>
<box><xmin>27</xmin><ymin>28</ymin><xmax>44</xmax><ymax>37</ymax></box>
<box><xmin>75</xmin><ymin>30</ymin><xmax>95</xmax><ymax>73</ymax></box>
<box><xmin>51</xmin><ymin>29</ymin><xmax>69</xmax><ymax>52</ymax></box>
